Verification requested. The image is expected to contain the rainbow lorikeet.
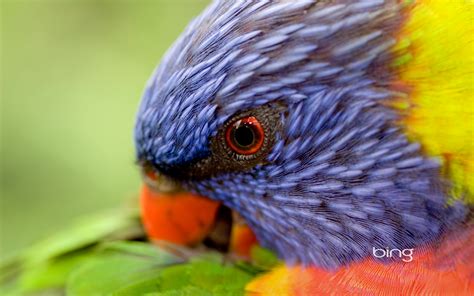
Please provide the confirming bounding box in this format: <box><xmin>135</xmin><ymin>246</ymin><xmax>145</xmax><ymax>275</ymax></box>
<box><xmin>1</xmin><ymin>0</ymin><xmax>472</xmax><ymax>295</ymax></box>
<box><xmin>136</xmin><ymin>0</ymin><xmax>474</xmax><ymax>294</ymax></box>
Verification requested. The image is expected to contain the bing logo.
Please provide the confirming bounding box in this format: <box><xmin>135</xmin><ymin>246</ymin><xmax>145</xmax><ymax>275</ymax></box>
<box><xmin>372</xmin><ymin>247</ymin><xmax>414</xmax><ymax>262</ymax></box>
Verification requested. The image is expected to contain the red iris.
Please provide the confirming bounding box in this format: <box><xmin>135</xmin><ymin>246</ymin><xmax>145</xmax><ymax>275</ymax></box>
<box><xmin>225</xmin><ymin>116</ymin><xmax>264</xmax><ymax>155</ymax></box>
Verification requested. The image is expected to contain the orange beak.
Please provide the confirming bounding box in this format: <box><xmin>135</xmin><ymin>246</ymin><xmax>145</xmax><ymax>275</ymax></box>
<box><xmin>140</xmin><ymin>173</ymin><xmax>258</xmax><ymax>257</ymax></box>
<box><xmin>140</xmin><ymin>182</ymin><xmax>220</xmax><ymax>245</ymax></box>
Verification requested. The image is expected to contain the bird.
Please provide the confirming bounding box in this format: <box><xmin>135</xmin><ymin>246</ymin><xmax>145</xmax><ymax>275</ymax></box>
<box><xmin>135</xmin><ymin>0</ymin><xmax>474</xmax><ymax>294</ymax></box>
<box><xmin>3</xmin><ymin>0</ymin><xmax>472</xmax><ymax>295</ymax></box>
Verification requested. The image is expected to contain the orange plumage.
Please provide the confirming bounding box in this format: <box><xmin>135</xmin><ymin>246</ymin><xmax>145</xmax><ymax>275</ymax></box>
<box><xmin>247</xmin><ymin>226</ymin><xmax>474</xmax><ymax>295</ymax></box>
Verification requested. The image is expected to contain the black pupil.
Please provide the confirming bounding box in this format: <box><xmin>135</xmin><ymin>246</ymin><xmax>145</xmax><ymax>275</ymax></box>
<box><xmin>233</xmin><ymin>125</ymin><xmax>255</xmax><ymax>148</ymax></box>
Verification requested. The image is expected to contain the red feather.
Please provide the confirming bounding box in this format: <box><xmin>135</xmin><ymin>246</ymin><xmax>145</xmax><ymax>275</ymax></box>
<box><xmin>247</xmin><ymin>225</ymin><xmax>474</xmax><ymax>295</ymax></box>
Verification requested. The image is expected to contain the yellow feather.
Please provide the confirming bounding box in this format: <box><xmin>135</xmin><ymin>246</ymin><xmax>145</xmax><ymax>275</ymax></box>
<box><xmin>245</xmin><ymin>265</ymin><xmax>291</xmax><ymax>295</ymax></box>
<box><xmin>394</xmin><ymin>0</ymin><xmax>474</xmax><ymax>202</ymax></box>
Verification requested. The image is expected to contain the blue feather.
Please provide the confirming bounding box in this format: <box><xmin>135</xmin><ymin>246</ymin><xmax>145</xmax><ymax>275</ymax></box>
<box><xmin>135</xmin><ymin>0</ymin><xmax>467</xmax><ymax>269</ymax></box>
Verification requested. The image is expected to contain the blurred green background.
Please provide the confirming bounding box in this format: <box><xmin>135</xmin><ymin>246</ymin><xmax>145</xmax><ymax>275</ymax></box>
<box><xmin>1</xmin><ymin>0</ymin><xmax>208</xmax><ymax>260</ymax></box>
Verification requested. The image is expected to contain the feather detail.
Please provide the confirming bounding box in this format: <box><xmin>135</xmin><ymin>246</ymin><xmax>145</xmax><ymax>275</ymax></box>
<box><xmin>392</xmin><ymin>0</ymin><xmax>474</xmax><ymax>202</ymax></box>
<box><xmin>246</xmin><ymin>225</ymin><xmax>474</xmax><ymax>295</ymax></box>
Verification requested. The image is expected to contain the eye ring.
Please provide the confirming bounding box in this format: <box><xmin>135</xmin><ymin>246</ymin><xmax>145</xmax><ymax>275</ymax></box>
<box><xmin>225</xmin><ymin>116</ymin><xmax>264</xmax><ymax>155</ymax></box>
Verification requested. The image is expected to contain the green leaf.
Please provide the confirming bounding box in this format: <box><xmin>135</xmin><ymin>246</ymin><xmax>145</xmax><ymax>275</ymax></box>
<box><xmin>146</xmin><ymin>286</ymin><xmax>212</xmax><ymax>296</ymax></box>
<box><xmin>22</xmin><ymin>209</ymin><xmax>142</xmax><ymax>265</ymax></box>
<box><xmin>66</xmin><ymin>241</ymin><xmax>184</xmax><ymax>296</ymax></box>
<box><xmin>0</xmin><ymin>251</ymin><xmax>95</xmax><ymax>296</ymax></box>
<box><xmin>1</xmin><ymin>209</ymin><xmax>262</xmax><ymax>296</ymax></box>
<box><xmin>67</xmin><ymin>242</ymin><xmax>254</xmax><ymax>295</ymax></box>
<box><xmin>20</xmin><ymin>252</ymin><xmax>93</xmax><ymax>293</ymax></box>
<box><xmin>115</xmin><ymin>259</ymin><xmax>253</xmax><ymax>296</ymax></box>
<box><xmin>0</xmin><ymin>209</ymin><xmax>143</xmax><ymax>295</ymax></box>
<box><xmin>250</xmin><ymin>246</ymin><xmax>280</xmax><ymax>270</ymax></box>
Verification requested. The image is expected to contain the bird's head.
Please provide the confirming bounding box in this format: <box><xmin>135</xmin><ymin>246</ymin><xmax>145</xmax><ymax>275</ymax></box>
<box><xmin>135</xmin><ymin>0</ymin><xmax>465</xmax><ymax>269</ymax></box>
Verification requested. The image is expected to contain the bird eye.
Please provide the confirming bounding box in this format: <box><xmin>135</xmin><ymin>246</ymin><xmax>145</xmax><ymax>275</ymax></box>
<box><xmin>225</xmin><ymin>116</ymin><xmax>264</xmax><ymax>155</ymax></box>
<box><xmin>177</xmin><ymin>105</ymin><xmax>279</xmax><ymax>178</ymax></box>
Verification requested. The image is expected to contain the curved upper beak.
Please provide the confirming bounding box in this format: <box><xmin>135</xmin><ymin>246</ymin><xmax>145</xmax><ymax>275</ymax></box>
<box><xmin>140</xmin><ymin>174</ymin><xmax>220</xmax><ymax>246</ymax></box>
<box><xmin>140</xmin><ymin>171</ymin><xmax>257</xmax><ymax>257</ymax></box>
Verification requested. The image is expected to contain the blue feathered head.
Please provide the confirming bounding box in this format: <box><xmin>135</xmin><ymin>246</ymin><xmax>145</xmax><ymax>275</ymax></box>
<box><xmin>135</xmin><ymin>0</ymin><xmax>465</xmax><ymax>269</ymax></box>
